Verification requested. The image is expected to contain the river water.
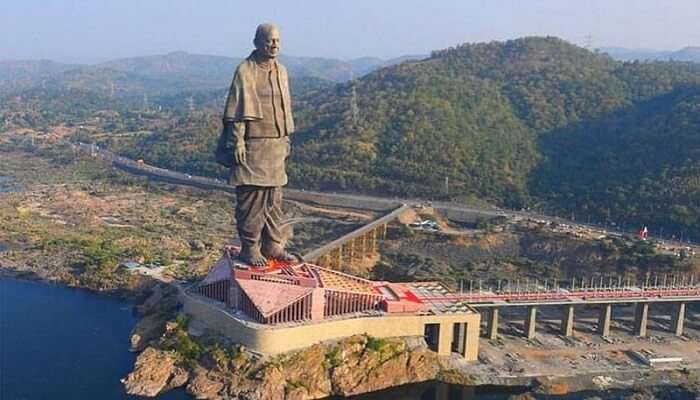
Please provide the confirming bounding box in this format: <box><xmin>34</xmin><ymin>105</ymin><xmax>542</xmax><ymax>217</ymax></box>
<box><xmin>0</xmin><ymin>278</ymin><xmax>523</xmax><ymax>400</ymax></box>
<box><xmin>0</xmin><ymin>278</ymin><xmax>188</xmax><ymax>400</ymax></box>
<box><xmin>0</xmin><ymin>175</ymin><xmax>18</xmax><ymax>193</ymax></box>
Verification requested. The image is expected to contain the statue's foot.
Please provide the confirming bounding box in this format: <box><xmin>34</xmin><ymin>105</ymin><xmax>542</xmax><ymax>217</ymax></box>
<box><xmin>262</xmin><ymin>244</ymin><xmax>299</xmax><ymax>263</ymax></box>
<box><xmin>239</xmin><ymin>247</ymin><xmax>267</xmax><ymax>267</ymax></box>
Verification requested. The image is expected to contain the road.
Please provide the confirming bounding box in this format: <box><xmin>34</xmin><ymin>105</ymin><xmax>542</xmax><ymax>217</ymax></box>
<box><xmin>71</xmin><ymin>141</ymin><xmax>698</xmax><ymax>250</ymax></box>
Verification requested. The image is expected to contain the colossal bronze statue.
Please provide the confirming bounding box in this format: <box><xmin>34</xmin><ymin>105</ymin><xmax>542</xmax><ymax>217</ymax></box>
<box><xmin>216</xmin><ymin>23</ymin><xmax>296</xmax><ymax>266</ymax></box>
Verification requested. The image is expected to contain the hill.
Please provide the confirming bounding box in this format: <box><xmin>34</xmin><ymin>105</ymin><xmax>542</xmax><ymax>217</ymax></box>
<box><xmin>0</xmin><ymin>60</ymin><xmax>77</xmax><ymax>89</ymax></box>
<box><xmin>288</xmin><ymin>37</ymin><xmax>700</xmax><ymax>237</ymax></box>
<box><xmin>4</xmin><ymin>38</ymin><xmax>700</xmax><ymax>240</ymax></box>
<box><xmin>670</xmin><ymin>47</ymin><xmax>700</xmax><ymax>62</ymax></box>
<box><xmin>603</xmin><ymin>46</ymin><xmax>700</xmax><ymax>63</ymax></box>
<box><xmin>99</xmin><ymin>51</ymin><xmax>361</xmax><ymax>85</ymax></box>
<box><xmin>0</xmin><ymin>51</ymin><xmax>425</xmax><ymax>99</ymax></box>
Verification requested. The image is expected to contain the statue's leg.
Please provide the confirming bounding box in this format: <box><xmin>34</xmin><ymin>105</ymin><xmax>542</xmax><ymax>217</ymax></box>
<box><xmin>235</xmin><ymin>185</ymin><xmax>267</xmax><ymax>266</ymax></box>
<box><xmin>261</xmin><ymin>187</ymin><xmax>296</xmax><ymax>262</ymax></box>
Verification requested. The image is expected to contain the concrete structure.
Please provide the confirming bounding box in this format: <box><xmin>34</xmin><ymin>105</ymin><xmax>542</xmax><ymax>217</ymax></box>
<box><xmin>672</xmin><ymin>302</ymin><xmax>686</xmax><ymax>336</ymax></box>
<box><xmin>486</xmin><ymin>308</ymin><xmax>499</xmax><ymax>340</ymax></box>
<box><xmin>187</xmin><ymin>246</ymin><xmax>481</xmax><ymax>360</ymax></box>
<box><xmin>598</xmin><ymin>304</ymin><xmax>613</xmax><ymax>336</ymax></box>
<box><xmin>634</xmin><ymin>302</ymin><xmax>649</xmax><ymax>337</ymax></box>
<box><xmin>185</xmin><ymin>250</ymin><xmax>700</xmax><ymax>362</ymax></box>
<box><xmin>187</xmin><ymin>248</ymin><xmax>700</xmax><ymax>361</ymax></box>
<box><xmin>524</xmin><ymin>306</ymin><xmax>537</xmax><ymax>339</ymax></box>
<box><xmin>303</xmin><ymin>204</ymin><xmax>410</xmax><ymax>271</ymax></box>
<box><xmin>561</xmin><ymin>304</ymin><xmax>575</xmax><ymax>336</ymax></box>
<box><xmin>450</xmin><ymin>278</ymin><xmax>700</xmax><ymax>341</ymax></box>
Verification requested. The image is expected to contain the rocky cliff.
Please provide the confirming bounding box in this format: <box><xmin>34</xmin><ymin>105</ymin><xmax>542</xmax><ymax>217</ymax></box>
<box><xmin>124</xmin><ymin>334</ymin><xmax>439</xmax><ymax>399</ymax></box>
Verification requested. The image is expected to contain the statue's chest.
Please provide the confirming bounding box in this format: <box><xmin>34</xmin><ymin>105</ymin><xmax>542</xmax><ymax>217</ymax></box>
<box><xmin>255</xmin><ymin>69</ymin><xmax>276</xmax><ymax>102</ymax></box>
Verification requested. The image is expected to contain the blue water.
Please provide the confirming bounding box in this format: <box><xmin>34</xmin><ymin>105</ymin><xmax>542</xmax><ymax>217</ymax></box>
<box><xmin>0</xmin><ymin>176</ymin><xmax>18</xmax><ymax>193</ymax></box>
<box><xmin>0</xmin><ymin>278</ymin><xmax>188</xmax><ymax>400</ymax></box>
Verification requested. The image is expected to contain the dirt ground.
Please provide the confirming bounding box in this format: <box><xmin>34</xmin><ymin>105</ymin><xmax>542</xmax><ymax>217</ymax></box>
<box><xmin>0</xmin><ymin>150</ymin><xmax>377</xmax><ymax>289</ymax></box>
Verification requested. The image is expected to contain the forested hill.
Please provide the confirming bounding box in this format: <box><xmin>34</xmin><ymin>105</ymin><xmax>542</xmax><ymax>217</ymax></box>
<box><xmin>54</xmin><ymin>37</ymin><xmax>700</xmax><ymax>239</ymax></box>
<box><xmin>288</xmin><ymin>37</ymin><xmax>700</xmax><ymax>236</ymax></box>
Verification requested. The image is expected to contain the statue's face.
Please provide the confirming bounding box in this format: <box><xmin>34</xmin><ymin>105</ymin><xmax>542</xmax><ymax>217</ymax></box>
<box><xmin>256</xmin><ymin>27</ymin><xmax>281</xmax><ymax>59</ymax></box>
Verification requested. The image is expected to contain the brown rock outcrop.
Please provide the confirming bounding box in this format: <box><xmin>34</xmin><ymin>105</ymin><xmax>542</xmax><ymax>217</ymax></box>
<box><xmin>166</xmin><ymin>367</ymin><xmax>190</xmax><ymax>391</ymax></box>
<box><xmin>130</xmin><ymin>313</ymin><xmax>166</xmax><ymax>351</ymax></box>
<box><xmin>124</xmin><ymin>334</ymin><xmax>441</xmax><ymax>400</ymax></box>
<box><xmin>330</xmin><ymin>337</ymin><xmax>439</xmax><ymax>396</ymax></box>
<box><xmin>187</xmin><ymin>368</ymin><xmax>225</xmax><ymax>399</ymax></box>
<box><xmin>227</xmin><ymin>335</ymin><xmax>439</xmax><ymax>400</ymax></box>
<box><xmin>122</xmin><ymin>347</ymin><xmax>186</xmax><ymax>397</ymax></box>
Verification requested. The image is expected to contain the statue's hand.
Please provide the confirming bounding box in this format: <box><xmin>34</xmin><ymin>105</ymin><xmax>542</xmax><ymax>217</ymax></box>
<box><xmin>235</xmin><ymin>144</ymin><xmax>246</xmax><ymax>165</ymax></box>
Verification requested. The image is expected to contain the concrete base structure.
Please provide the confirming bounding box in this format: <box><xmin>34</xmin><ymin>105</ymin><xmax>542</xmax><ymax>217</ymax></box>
<box><xmin>525</xmin><ymin>306</ymin><xmax>537</xmax><ymax>339</ymax></box>
<box><xmin>487</xmin><ymin>308</ymin><xmax>499</xmax><ymax>340</ymax></box>
<box><xmin>561</xmin><ymin>304</ymin><xmax>575</xmax><ymax>337</ymax></box>
<box><xmin>672</xmin><ymin>302</ymin><xmax>686</xmax><ymax>336</ymax></box>
<box><xmin>598</xmin><ymin>304</ymin><xmax>612</xmax><ymax>336</ymax></box>
<box><xmin>634</xmin><ymin>302</ymin><xmax>649</xmax><ymax>337</ymax></box>
<box><xmin>181</xmin><ymin>287</ymin><xmax>482</xmax><ymax>360</ymax></box>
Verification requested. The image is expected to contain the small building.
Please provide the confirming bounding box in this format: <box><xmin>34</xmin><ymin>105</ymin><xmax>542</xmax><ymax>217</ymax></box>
<box><xmin>182</xmin><ymin>246</ymin><xmax>481</xmax><ymax>360</ymax></box>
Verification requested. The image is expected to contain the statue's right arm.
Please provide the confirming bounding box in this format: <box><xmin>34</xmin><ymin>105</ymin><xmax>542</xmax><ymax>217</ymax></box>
<box><xmin>232</xmin><ymin>121</ymin><xmax>246</xmax><ymax>165</ymax></box>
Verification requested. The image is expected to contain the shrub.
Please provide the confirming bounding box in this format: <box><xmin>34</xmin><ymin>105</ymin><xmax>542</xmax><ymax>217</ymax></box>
<box><xmin>365</xmin><ymin>336</ymin><xmax>388</xmax><ymax>352</ymax></box>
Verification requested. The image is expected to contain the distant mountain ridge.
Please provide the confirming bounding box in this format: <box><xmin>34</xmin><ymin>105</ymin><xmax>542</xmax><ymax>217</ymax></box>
<box><xmin>0</xmin><ymin>59</ymin><xmax>77</xmax><ymax>88</ymax></box>
<box><xmin>0</xmin><ymin>51</ymin><xmax>427</xmax><ymax>95</ymax></box>
<box><xmin>602</xmin><ymin>46</ymin><xmax>700</xmax><ymax>62</ymax></box>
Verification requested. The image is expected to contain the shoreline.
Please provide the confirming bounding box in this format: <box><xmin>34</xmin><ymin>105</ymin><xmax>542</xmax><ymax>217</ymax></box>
<box><xmin>0</xmin><ymin>271</ymin><xmax>142</xmax><ymax>299</ymax></box>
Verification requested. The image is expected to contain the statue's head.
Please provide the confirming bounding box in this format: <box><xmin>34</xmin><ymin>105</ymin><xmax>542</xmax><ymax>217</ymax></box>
<box><xmin>254</xmin><ymin>23</ymin><xmax>281</xmax><ymax>60</ymax></box>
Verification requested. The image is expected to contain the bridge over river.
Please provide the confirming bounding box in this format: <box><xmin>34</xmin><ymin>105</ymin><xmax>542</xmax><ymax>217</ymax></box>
<box><xmin>427</xmin><ymin>277</ymin><xmax>700</xmax><ymax>340</ymax></box>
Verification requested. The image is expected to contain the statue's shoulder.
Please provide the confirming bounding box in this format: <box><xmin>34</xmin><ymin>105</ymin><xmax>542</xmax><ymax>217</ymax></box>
<box><xmin>235</xmin><ymin>58</ymin><xmax>256</xmax><ymax>76</ymax></box>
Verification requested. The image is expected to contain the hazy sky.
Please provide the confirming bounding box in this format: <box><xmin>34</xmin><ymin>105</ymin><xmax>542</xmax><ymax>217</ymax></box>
<box><xmin>3</xmin><ymin>0</ymin><xmax>700</xmax><ymax>63</ymax></box>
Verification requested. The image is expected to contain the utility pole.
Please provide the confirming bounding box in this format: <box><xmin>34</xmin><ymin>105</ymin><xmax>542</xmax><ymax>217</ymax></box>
<box><xmin>444</xmin><ymin>176</ymin><xmax>449</xmax><ymax>196</ymax></box>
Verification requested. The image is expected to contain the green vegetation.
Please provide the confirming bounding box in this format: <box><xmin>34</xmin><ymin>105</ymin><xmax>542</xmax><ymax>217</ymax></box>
<box><xmin>364</xmin><ymin>336</ymin><xmax>388</xmax><ymax>353</ymax></box>
<box><xmin>4</xmin><ymin>37</ymin><xmax>700</xmax><ymax>240</ymax></box>
<box><xmin>290</xmin><ymin>38</ymin><xmax>700</xmax><ymax>217</ymax></box>
<box><xmin>324</xmin><ymin>346</ymin><xmax>342</xmax><ymax>369</ymax></box>
<box><xmin>97</xmin><ymin>37</ymin><xmax>700</xmax><ymax>240</ymax></box>
<box><xmin>161</xmin><ymin>314</ymin><xmax>204</xmax><ymax>364</ymax></box>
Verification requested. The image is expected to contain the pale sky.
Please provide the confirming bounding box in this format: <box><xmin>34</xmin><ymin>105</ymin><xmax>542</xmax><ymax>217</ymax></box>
<box><xmin>2</xmin><ymin>0</ymin><xmax>699</xmax><ymax>63</ymax></box>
